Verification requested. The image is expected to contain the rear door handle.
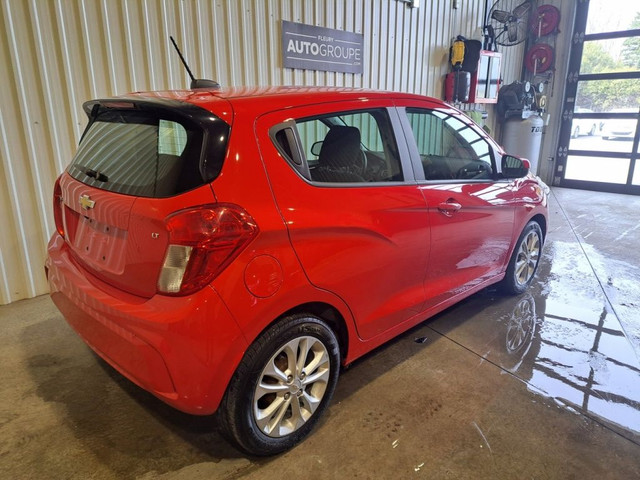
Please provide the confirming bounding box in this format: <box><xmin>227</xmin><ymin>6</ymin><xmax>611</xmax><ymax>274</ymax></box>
<box><xmin>437</xmin><ymin>200</ymin><xmax>462</xmax><ymax>216</ymax></box>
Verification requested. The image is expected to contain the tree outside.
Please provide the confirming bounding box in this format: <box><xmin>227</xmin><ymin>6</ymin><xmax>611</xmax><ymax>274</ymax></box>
<box><xmin>577</xmin><ymin>12</ymin><xmax>640</xmax><ymax>112</ymax></box>
<box><xmin>620</xmin><ymin>13</ymin><xmax>640</xmax><ymax>70</ymax></box>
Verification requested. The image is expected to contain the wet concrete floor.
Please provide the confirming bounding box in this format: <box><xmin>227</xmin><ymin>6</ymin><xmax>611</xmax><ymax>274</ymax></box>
<box><xmin>1</xmin><ymin>187</ymin><xmax>639</xmax><ymax>479</ymax></box>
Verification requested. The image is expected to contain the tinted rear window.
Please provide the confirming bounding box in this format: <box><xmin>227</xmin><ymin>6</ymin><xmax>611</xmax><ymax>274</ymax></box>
<box><xmin>68</xmin><ymin>107</ymin><xmax>228</xmax><ymax>197</ymax></box>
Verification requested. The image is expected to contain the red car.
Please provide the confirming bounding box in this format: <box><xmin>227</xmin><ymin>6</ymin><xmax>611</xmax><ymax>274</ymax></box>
<box><xmin>46</xmin><ymin>86</ymin><xmax>548</xmax><ymax>455</ymax></box>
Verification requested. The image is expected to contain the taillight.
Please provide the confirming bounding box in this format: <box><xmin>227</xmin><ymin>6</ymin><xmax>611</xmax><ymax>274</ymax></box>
<box><xmin>53</xmin><ymin>176</ymin><xmax>65</xmax><ymax>238</ymax></box>
<box><xmin>157</xmin><ymin>204</ymin><xmax>258</xmax><ymax>296</ymax></box>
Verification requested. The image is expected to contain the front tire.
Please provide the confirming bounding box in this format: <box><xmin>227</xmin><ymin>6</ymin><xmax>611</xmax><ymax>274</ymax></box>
<box><xmin>218</xmin><ymin>314</ymin><xmax>340</xmax><ymax>456</ymax></box>
<box><xmin>500</xmin><ymin>221</ymin><xmax>543</xmax><ymax>295</ymax></box>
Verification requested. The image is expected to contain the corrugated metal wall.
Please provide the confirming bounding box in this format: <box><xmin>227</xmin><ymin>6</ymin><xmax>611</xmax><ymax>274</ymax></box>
<box><xmin>0</xmin><ymin>0</ymin><xmax>525</xmax><ymax>305</ymax></box>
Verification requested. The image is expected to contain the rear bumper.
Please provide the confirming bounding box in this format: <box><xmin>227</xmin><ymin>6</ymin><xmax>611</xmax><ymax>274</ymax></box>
<box><xmin>46</xmin><ymin>234</ymin><xmax>248</xmax><ymax>415</ymax></box>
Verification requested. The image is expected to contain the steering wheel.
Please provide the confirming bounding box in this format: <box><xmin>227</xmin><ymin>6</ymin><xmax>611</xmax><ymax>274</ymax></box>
<box><xmin>457</xmin><ymin>162</ymin><xmax>489</xmax><ymax>179</ymax></box>
<box><xmin>349</xmin><ymin>148</ymin><xmax>368</xmax><ymax>177</ymax></box>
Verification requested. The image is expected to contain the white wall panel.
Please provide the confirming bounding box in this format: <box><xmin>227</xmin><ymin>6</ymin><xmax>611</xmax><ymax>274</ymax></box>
<box><xmin>0</xmin><ymin>0</ymin><xmax>526</xmax><ymax>305</ymax></box>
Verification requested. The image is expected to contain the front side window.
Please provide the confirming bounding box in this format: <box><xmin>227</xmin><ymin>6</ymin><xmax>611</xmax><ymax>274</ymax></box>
<box><xmin>406</xmin><ymin>108</ymin><xmax>494</xmax><ymax>181</ymax></box>
<box><xmin>275</xmin><ymin>108</ymin><xmax>404</xmax><ymax>184</ymax></box>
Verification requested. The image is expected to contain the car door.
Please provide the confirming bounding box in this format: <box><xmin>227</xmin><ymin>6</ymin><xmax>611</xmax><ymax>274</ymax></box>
<box><xmin>255</xmin><ymin>101</ymin><xmax>430</xmax><ymax>340</ymax></box>
<box><xmin>397</xmin><ymin>102</ymin><xmax>516</xmax><ymax>308</ymax></box>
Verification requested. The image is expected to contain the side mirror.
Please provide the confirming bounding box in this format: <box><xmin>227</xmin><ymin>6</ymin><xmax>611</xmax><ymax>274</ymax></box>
<box><xmin>502</xmin><ymin>154</ymin><xmax>530</xmax><ymax>178</ymax></box>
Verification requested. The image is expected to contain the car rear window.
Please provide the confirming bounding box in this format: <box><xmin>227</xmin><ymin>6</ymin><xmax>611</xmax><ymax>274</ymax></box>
<box><xmin>68</xmin><ymin>106</ymin><xmax>229</xmax><ymax>197</ymax></box>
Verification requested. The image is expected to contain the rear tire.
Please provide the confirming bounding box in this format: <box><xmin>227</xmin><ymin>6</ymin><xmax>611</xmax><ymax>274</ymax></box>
<box><xmin>218</xmin><ymin>314</ymin><xmax>340</xmax><ymax>456</ymax></box>
<box><xmin>500</xmin><ymin>221</ymin><xmax>543</xmax><ymax>295</ymax></box>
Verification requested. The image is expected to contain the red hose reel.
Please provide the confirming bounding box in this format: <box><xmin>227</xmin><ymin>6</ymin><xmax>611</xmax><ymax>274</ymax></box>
<box><xmin>525</xmin><ymin>43</ymin><xmax>554</xmax><ymax>74</ymax></box>
<box><xmin>531</xmin><ymin>4</ymin><xmax>560</xmax><ymax>37</ymax></box>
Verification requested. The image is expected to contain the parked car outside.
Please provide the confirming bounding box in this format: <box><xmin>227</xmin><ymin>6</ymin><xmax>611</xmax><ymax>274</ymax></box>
<box><xmin>601</xmin><ymin>108</ymin><xmax>638</xmax><ymax>140</ymax></box>
<box><xmin>46</xmin><ymin>86</ymin><xmax>548</xmax><ymax>456</ymax></box>
<box><xmin>571</xmin><ymin>107</ymin><xmax>598</xmax><ymax>138</ymax></box>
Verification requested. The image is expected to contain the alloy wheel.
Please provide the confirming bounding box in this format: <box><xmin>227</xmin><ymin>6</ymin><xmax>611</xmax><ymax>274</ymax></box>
<box><xmin>514</xmin><ymin>230</ymin><xmax>541</xmax><ymax>286</ymax></box>
<box><xmin>253</xmin><ymin>336</ymin><xmax>331</xmax><ymax>438</ymax></box>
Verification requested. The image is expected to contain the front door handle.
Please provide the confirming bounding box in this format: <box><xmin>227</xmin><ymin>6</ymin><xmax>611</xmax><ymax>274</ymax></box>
<box><xmin>437</xmin><ymin>200</ymin><xmax>462</xmax><ymax>217</ymax></box>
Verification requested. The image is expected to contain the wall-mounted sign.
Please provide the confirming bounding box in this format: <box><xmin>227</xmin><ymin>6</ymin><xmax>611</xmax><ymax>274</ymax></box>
<box><xmin>282</xmin><ymin>20</ymin><xmax>364</xmax><ymax>74</ymax></box>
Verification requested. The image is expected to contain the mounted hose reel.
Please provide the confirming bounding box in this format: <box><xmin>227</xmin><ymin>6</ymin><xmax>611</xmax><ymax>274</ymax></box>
<box><xmin>525</xmin><ymin>43</ymin><xmax>554</xmax><ymax>74</ymax></box>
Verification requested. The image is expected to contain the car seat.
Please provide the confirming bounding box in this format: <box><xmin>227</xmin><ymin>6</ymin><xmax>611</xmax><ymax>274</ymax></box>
<box><xmin>311</xmin><ymin>126</ymin><xmax>365</xmax><ymax>182</ymax></box>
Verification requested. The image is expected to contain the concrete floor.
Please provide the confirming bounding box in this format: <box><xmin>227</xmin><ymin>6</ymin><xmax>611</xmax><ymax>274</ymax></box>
<box><xmin>1</xmin><ymin>187</ymin><xmax>639</xmax><ymax>479</ymax></box>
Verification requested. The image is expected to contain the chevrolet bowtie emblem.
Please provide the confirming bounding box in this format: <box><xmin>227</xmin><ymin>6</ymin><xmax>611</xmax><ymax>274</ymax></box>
<box><xmin>79</xmin><ymin>195</ymin><xmax>95</xmax><ymax>210</ymax></box>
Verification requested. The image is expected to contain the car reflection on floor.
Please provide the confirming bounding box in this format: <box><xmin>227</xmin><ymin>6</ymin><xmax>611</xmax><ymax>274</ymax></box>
<box><xmin>503</xmin><ymin>294</ymin><xmax>537</xmax><ymax>373</ymax></box>
<box><xmin>505</xmin><ymin>290</ymin><xmax>639</xmax><ymax>439</ymax></box>
<box><xmin>428</xmin><ymin>239</ymin><xmax>640</xmax><ymax>443</ymax></box>
<box><xmin>518</xmin><ymin>241</ymin><xmax>639</xmax><ymax>440</ymax></box>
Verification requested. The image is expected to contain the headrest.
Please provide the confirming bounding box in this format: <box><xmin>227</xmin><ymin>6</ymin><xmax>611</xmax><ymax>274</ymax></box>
<box><xmin>318</xmin><ymin>126</ymin><xmax>362</xmax><ymax>169</ymax></box>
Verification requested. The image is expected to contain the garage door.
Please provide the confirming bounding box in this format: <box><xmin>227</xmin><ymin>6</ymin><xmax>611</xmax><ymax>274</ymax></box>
<box><xmin>556</xmin><ymin>0</ymin><xmax>640</xmax><ymax>195</ymax></box>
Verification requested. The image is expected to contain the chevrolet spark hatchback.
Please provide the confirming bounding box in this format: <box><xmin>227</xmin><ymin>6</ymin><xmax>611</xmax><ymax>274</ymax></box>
<box><xmin>46</xmin><ymin>87</ymin><xmax>548</xmax><ymax>455</ymax></box>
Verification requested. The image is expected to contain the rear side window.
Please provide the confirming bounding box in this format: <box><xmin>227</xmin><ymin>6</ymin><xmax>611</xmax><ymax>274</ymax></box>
<box><xmin>68</xmin><ymin>106</ymin><xmax>229</xmax><ymax>198</ymax></box>
<box><xmin>274</xmin><ymin>108</ymin><xmax>404</xmax><ymax>184</ymax></box>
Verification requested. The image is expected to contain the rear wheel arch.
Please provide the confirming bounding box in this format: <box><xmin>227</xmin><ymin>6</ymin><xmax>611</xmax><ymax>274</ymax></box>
<box><xmin>219</xmin><ymin>300</ymin><xmax>352</xmax><ymax>415</ymax></box>
<box><xmin>271</xmin><ymin>302</ymin><xmax>350</xmax><ymax>363</ymax></box>
<box><xmin>217</xmin><ymin>311</ymin><xmax>342</xmax><ymax>455</ymax></box>
<box><xmin>215</xmin><ymin>301</ymin><xmax>351</xmax><ymax>454</ymax></box>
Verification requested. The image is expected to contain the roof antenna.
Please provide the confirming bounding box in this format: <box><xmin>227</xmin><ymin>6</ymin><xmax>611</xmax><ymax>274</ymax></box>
<box><xmin>169</xmin><ymin>36</ymin><xmax>220</xmax><ymax>90</ymax></box>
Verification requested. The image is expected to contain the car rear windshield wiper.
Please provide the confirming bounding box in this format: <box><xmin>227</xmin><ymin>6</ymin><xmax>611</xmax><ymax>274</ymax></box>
<box><xmin>85</xmin><ymin>168</ymin><xmax>109</xmax><ymax>183</ymax></box>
